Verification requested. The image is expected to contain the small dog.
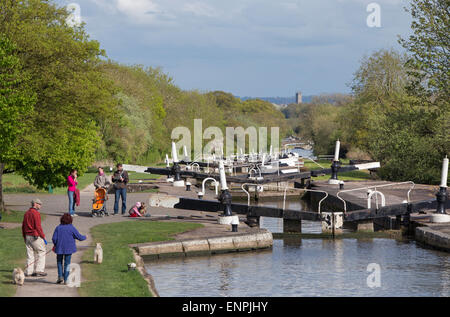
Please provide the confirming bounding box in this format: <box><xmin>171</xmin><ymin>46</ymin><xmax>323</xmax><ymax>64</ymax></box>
<box><xmin>94</xmin><ymin>243</ymin><xmax>103</xmax><ymax>264</ymax></box>
<box><xmin>127</xmin><ymin>263</ymin><xmax>137</xmax><ymax>271</ymax></box>
<box><xmin>13</xmin><ymin>268</ymin><xmax>25</xmax><ymax>286</ymax></box>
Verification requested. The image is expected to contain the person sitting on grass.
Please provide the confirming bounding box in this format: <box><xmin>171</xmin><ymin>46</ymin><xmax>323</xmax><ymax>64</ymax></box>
<box><xmin>52</xmin><ymin>213</ymin><xmax>86</xmax><ymax>285</ymax></box>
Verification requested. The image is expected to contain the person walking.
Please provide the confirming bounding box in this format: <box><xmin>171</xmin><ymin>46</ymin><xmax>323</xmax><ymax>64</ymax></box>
<box><xmin>94</xmin><ymin>167</ymin><xmax>110</xmax><ymax>189</ymax></box>
<box><xmin>67</xmin><ymin>169</ymin><xmax>78</xmax><ymax>217</ymax></box>
<box><xmin>22</xmin><ymin>199</ymin><xmax>47</xmax><ymax>277</ymax></box>
<box><xmin>52</xmin><ymin>213</ymin><xmax>86</xmax><ymax>285</ymax></box>
<box><xmin>112</xmin><ymin>163</ymin><xmax>129</xmax><ymax>215</ymax></box>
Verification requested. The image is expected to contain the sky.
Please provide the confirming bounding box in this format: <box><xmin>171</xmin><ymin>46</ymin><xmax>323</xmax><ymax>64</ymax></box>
<box><xmin>56</xmin><ymin>0</ymin><xmax>413</xmax><ymax>97</ymax></box>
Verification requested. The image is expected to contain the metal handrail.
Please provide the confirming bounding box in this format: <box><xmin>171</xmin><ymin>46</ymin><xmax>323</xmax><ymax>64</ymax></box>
<box><xmin>336</xmin><ymin>181</ymin><xmax>415</xmax><ymax>213</ymax></box>
<box><xmin>189</xmin><ymin>163</ymin><xmax>200</xmax><ymax>172</ymax></box>
<box><xmin>248</xmin><ymin>165</ymin><xmax>262</xmax><ymax>179</ymax></box>
<box><xmin>201</xmin><ymin>177</ymin><xmax>219</xmax><ymax>196</ymax></box>
<box><xmin>241</xmin><ymin>183</ymin><xmax>329</xmax><ymax>214</ymax></box>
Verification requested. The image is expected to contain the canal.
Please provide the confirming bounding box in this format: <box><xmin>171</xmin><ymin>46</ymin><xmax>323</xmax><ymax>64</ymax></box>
<box><xmin>145</xmin><ymin>198</ymin><xmax>450</xmax><ymax>297</ymax></box>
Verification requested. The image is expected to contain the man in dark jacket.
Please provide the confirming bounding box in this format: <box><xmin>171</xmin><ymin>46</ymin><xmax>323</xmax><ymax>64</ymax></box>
<box><xmin>112</xmin><ymin>164</ymin><xmax>129</xmax><ymax>215</ymax></box>
<box><xmin>22</xmin><ymin>199</ymin><xmax>47</xmax><ymax>277</ymax></box>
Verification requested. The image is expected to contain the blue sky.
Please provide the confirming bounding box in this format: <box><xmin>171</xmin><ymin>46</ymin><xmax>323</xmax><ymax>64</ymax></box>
<box><xmin>56</xmin><ymin>0</ymin><xmax>413</xmax><ymax>97</ymax></box>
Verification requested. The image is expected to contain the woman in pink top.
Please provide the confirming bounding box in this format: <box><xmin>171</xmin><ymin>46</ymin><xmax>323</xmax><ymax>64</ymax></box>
<box><xmin>67</xmin><ymin>169</ymin><xmax>78</xmax><ymax>216</ymax></box>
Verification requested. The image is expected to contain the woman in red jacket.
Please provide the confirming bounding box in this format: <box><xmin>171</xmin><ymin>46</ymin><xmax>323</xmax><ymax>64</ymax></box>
<box><xmin>67</xmin><ymin>169</ymin><xmax>78</xmax><ymax>217</ymax></box>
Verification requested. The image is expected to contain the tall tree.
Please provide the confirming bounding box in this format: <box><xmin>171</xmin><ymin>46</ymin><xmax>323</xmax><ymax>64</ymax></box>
<box><xmin>0</xmin><ymin>35</ymin><xmax>35</xmax><ymax>212</ymax></box>
<box><xmin>0</xmin><ymin>0</ymin><xmax>117</xmax><ymax>190</ymax></box>
<box><xmin>399</xmin><ymin>0</ymin><xmax>450</xmax><ymax>100</ymax></box>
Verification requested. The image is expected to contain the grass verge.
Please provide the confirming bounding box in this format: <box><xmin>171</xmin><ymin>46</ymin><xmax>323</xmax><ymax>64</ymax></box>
<box><xmin>79</xmin><ymin>221</ymin><xmax>203</xmax><ymax>297</ymax></box>
<box><xmin>0</xmin><ymin>210</ymin><xmax>45</xmax><ymax>223</ymax></box>
<box><xmin>303</xmin><ymin>159</ymin><xmax>372</xmax><ymax>181</ymax></box>
<box><xmin>0</xmin><ymin>210</ymin><xmax>44</xmax><ymax>297</ymax></box>
<box><xmin>0</xmin><ymin>228</ymin><xmax>26</xmax><ymax>297</ymax></box>
<box><xmin>313</xmin><ymin>170</ymin><xmax>372</xmax><ymax>181</ymax></box>
<box><xmin>3</xmin><ymin>172</ymin><xmax>161</xmax><ymax>194</ymax></box>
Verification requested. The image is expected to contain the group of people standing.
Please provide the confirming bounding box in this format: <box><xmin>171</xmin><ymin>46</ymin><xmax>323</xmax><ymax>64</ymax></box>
<box><xmin>67</xmin><ymin>163</ymin><xmax>129</xmax><ymax>216</ymax></box>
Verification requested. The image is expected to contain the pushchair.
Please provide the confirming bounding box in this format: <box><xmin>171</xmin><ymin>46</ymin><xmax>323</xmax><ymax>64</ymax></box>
<box><xmin>91</xmin><ymin>187</ymin><xmax>109</xmax><ymax>217</ymax></box>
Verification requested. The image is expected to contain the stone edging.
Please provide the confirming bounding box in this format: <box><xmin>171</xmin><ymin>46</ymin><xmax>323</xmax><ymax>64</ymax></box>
<box><xmin>415</xmin><ymin>226</ymin><xmax>450</xmax><ymax>252</ymax></box>
<box><xmin>131</xmin><ymin>249</ymin><xmax>160</xmax><ymax>297</ymax></box>
<box><xmin>132</xmin><ymin>230</ymin><xmax>273</xmax><ymax>259</ymax></box>
<box><xmin>129</xmin><ymin>230</ymin><xmax>273</xmax><ymax>297</ymax></box>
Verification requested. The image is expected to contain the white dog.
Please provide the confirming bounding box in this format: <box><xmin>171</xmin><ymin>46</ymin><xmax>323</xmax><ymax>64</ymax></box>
<box><xmin>13</xmin><ymin>268</ymin><xmax>25</xmax><ymax>286</ymax></box>
<box><xmin>94</xmin><ymin>243</ymin><xmax>103</xmax><ymax>264</ymax></box>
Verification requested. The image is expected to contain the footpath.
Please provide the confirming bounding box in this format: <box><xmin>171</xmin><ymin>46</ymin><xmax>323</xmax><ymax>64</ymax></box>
<box><xmin>5</xmin><ymin>181</ymin><xmax>260</xmax><ymax>297</ymax></box>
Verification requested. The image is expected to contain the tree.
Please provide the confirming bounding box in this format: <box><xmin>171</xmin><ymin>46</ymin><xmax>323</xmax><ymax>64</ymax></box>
<box><xmin>399</xmin><ymin>0</ymin><xmax>450</xmax><ymax>100</ymax></box>
<box><xmin>342</xmin><ymin>45</ymin><xmax>448</xmax><ymax>184</ymax></box>
<box><xmin>0</xmin><ymin>35</ymin><xmax>35</xmax><ymax>211</ymax></box>
<box><xmin>0</xmin><ymin>0</ymin><xmax>116</xmax><ymax>190</ymax></box>
<box><xmin>350</xmin><ymin>49</ymin><xmax>409</xmax><ymax>104</ymax></box>
<box><xmin>341</xmin><ymin>49</ymin><xmax>410</xmax><ymax>155</ymax></box>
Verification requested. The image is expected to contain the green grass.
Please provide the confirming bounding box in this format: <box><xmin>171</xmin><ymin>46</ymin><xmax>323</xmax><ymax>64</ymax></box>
<box><xmin>127</xmin><ymin>172</ymin><xmax>158</xmax><ymax>181</ymax></box>
<box><xmin>2</xmin><ymin>171</ymin><xmax>160</xmax><ymax>195</ymax></box>
<box><xmin>2</xmin><ymin>172</ymin><xmax>98</xmax><ymax>194</ymax></box>
<box><xmin>313</xmin><ymin>170</ymin><xmax>372</xmax><ymax>181</ymax></box>
<box><xmin>51</xmin><ymin>173</ymin><xmax>98</xmax><ymax>195</ymax></box>
<box><xmin>0</xmin><ymin>227</ymin><xmax>27</xmax><ymax>297</ymax></box>
<box><xmin>303</xmin><ymin>158</ymin><xmax>351</xmax><ymax>170</ymax></box>
<box><xmin>2</xmin><ymin>173</ymin><xmax>42</xmax><ymax>194</ymax></box>
<box><xmin>79</xmin><ymin>221</ymin><xmax>203</xmax><ymax>297</ymax></box>
<box><xmin>0</xmin><ymin>210</ymin><xmax>46</xmax><ymax>223</ymax></box>
<box><xmin>0</xmin><ymin>210</ymin><xmax>44</xmax><ymax>297</ymax></box>
<box><xmin>302</xmin><ymin>159</ymin><xmax>372</xmax><ymax>181</ymax></box>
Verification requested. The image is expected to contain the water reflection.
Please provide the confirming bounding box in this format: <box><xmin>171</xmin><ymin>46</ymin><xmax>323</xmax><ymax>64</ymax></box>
<box><xmin>145</xmin><ymin>205</ymin><xmax>450</xmax><ymax>297</ymax></box>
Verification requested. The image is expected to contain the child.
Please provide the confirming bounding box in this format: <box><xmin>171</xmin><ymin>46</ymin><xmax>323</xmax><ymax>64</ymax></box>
<box><xmin>52</xmin><ymin>213</ymin><xmax>86</xmax><ymax>285</ymax></box>
<box><xmin>129</xmin><ymin>202</ymin><xmax>143</xmax><ymax>218</ymax></box>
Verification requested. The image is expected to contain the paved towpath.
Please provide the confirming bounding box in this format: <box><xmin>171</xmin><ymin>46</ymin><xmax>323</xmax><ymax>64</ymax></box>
<box><xmin>5</xmin><ymin>181</ymin><xmax>241</xmax><ymax>297</ymax></box>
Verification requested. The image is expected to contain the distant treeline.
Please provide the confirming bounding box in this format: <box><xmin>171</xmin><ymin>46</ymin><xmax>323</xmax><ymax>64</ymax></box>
<box><xmin>99</xmin><ymin>62</ymin><xmax>291</xmax><ymax>165</ymax></box>
<box><xmin>238</xmin><ymin>95</ymin><xmax>313</xmax><ymax>105</ymax></box>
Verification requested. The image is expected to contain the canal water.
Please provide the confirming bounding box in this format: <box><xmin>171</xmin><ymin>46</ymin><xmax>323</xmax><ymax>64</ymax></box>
<box><xmin>145</xmin><ymin>199</ymin><xmax>450</xmax><ymax>297</ymax></box>
<box><xmin>145</xmin><ymin>148</ymin><xmax>450</xmax><ymax>297</ymax></box>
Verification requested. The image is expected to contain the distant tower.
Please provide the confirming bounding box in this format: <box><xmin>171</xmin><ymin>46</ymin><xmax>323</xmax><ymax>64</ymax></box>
<box><xmin>296</xmin><ymin>92</ymin><xmax>303</xmax><ymax>104</ymax></box>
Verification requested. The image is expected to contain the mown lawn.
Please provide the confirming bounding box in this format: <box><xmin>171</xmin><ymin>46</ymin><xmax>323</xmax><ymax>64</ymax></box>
<box><xmin>0</xmin><ymin>227</ymin><xmax>26</xmax><ymax>297</ymax></box>
<box><xmin>0</xmin><ymin>210</ymin><xmax>45</xmax><ymax>297</ymax></box>
<box><xmin>313</xmin><ymin>170</ymin><xmax>372</xmax><ymax>181</ymax></box>
<box><xmin>79</xmin><ymin>221</ymin><xmax>203</xmax><ymax>297</ymax></box>
<box><xmin>2</xmin><ymin>172</ymin><xmax>159</xmax><ymax>194</ymax></box>
<box><xmin>303</xmin><ymin>159</ymin><xmax>373</xmax><ymax>181</ymax></box>
<box><xmin>0</xmin><ymin>210</ymin><xmax>46</xmax><ymax>223</ymax></box>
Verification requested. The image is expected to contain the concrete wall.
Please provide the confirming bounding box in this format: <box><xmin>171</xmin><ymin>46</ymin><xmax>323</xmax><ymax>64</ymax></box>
<box><xmin>134</xmin><ymin>231</ymin><xmax>273</xmax><ymax>259</ymax></box>
<box><xmin>415</xmin><ymin>226</ymin><xmax>450</xmax><ymax>252</ymax></box>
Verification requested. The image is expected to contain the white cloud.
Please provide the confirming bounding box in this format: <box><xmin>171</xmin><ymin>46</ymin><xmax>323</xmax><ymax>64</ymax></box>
<box><xmin>182</xmin><ymin>2</ymin><xmax>217</xmax><ymax>17</ymax></box>
<box><xmin>116</xmin><ymin>0</ymin><xmax>159</xmax><ymax>16</ymax></box>
<box><xmin>89</xmin><ymin>0</ymin><xmax>176</xmax><ymax>24</ymax></box>
<box><xmin>79</xmin><ymin>0</ymin><xmax>412</xmax><ymax>95</ymax></box>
